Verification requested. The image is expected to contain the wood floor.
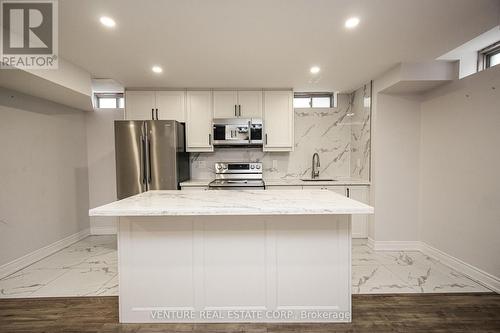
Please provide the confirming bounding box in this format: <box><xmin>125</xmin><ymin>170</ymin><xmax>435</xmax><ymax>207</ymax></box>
<box><xmin>0</xmin><ymin>294</ymin><xmax>499</xmax><ymax>333</ymax></box>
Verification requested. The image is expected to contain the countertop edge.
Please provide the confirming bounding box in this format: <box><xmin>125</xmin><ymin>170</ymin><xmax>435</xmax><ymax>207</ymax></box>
<box><xmin>180</xmin><ymin>179</ymin><xmax>371</xmax><ymax>187</ymax></box>
<box><xmin>89</xmin><ymin>209</ymin><xmax>374</xmax><ymax>217</ymax></box>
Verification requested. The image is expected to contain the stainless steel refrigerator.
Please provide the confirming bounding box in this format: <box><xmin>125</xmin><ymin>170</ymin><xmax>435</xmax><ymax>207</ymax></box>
<box><xmin>114</xmin><ymin>120</ymin><xmax>190</xmax><ymax>199</ymax></box>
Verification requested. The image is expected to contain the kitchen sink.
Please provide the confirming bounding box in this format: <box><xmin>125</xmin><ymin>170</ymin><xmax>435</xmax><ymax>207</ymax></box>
<box><xmin>301</xmin><ymin>178</ymin><xmax>337</xmax><ymax>182</ymax></box>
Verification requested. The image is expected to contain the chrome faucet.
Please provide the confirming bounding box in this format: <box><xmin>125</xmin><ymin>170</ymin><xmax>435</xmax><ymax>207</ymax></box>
<box><xmin>311</xmin><ymin>153</ymin><xmax>320</xmax><ymax>179</ymax></box>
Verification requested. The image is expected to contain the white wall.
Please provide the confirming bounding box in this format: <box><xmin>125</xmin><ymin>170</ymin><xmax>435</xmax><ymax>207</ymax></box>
<box><xmin>0</xmin><ymin>88</ymin><xmax>89</xmax><ymax>266</ymax></box>
<box><xmin>419</xmin><ymin>65</ymin><xmax>500</xmax><ymax>278</ymax></box>
<box><xmin>370</xmin><ymin>90</ymin><xmax>421</xmax><ymax>241</ymax></box>
<box><xmin>85</xmin><ymin>108</ymin><xmax>123</xmax><ymax>234</ymax></box>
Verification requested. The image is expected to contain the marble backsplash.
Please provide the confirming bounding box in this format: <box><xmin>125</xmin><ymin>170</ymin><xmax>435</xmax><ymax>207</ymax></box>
<box><xmin>190</xmin><ymin>84</ymin><xmax>371</xmax><ymax>181</ymax></box>
<box><xmin>350</xmin><ymin>83</ymin><xmax>371</xmax><ymax>180</ymax></box>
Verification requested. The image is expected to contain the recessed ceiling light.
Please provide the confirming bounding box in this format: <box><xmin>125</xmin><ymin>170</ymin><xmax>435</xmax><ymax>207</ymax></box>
<box><xmin>152</xmin><ymin>66</ymin><xmax>163</xmax><ymax>74</ymax></box>
<box><xmin>310</xmin><ymin>66</ymin><xmax>320</xmax><ymax>74</ymax></box>
<box><xmin>345</xmin><ymin>17</ymin><xmax>360</xmax><ymax>29</ymax></box>
<box><xmin>100</xmin><ymin>16</ymin><xmax>116</xmax><ymax>28</ymax></box>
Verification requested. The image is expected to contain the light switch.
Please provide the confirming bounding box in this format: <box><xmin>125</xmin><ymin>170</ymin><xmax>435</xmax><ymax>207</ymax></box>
<box><xmin>272</xmin><ymin>160</ymin><xmax>278</xmax><ymax>170</ymax></box>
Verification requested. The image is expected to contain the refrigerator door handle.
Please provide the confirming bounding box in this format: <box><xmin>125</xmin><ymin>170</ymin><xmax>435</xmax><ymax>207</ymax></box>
<box><xmin>147</xmin><ymin>136</ymin><xmax>152</xmax><ymax>184</ymax></box>
<box><xmin>143</xmin><ymin>122</ymin><xmax>151</xmax><ymax>189</ymax></box>
<box><xmin>140</xmin><ymin>135</ymin><xmax>147</xmax><ymax>185</ymax></box>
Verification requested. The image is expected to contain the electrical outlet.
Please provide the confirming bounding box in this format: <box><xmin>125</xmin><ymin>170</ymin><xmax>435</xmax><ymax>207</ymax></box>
<box><xmin>272</xmin><ymin>160</ymin><xmax>278</xmax><ymax>170</ymax></box>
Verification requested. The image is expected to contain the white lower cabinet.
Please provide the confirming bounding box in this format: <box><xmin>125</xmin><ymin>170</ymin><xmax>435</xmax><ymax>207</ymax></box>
<box><xmin>307</xmin><ymin>185</ymin><xmax>346</xmax><ymax>195</ymax></box>
<box><xmin>265</xmin><ymin>185</ymin><xmax>303</xmax><ymax>190</ymax></box>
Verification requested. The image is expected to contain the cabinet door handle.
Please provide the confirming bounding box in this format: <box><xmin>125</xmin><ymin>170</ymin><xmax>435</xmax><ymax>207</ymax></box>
<box><xmin>208</xmin><ymin>134</ymin><xmax>212</xmax><ymax>145</ymax></box>
<box><xmin>234</xmin><ymin>105</ymin><xmax>237</xmax><ymax>117</ymax></box>
<box><xmin>265</xmin><ymin>133</ymin><xmax>268</xmax><ymax>145</ymax></box>
<box><xmin>155</xmin><ymin>108</ymin><xmax>159</xmax><ymax>120</ymax></box>
<box><xmin>346</xmin><ymin>188</ymin><xmax>350</xmax><ymax>198</ymax></box>
<box><xmin>151</xmin><ymin>108</ymin><xmax>154</xmax><ymax>120</ymax></box>
<box><xmin>238</xmin><ymin>105</ymin><xmax>241</xmax><ymax>117</ymax></box>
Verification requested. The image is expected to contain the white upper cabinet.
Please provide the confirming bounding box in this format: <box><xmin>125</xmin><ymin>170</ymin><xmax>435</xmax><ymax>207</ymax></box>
<box><xmin>213</xmin><ymin>91</ymin><xmax>238</xmax><ymax>118</ymax></box>
<box><xmin>155</xmin><ymin>91</ymin><xmax>186</xmax><ymax>122</ymax></box>
<box><xmin>186</xmin><ymin>90</ymin><xmax>214</xmax><ymax>152</ymax></box>
<box><xmin>125</xmin><ymin>91</ymin><xmax>155</xmax><ymax>120</ymax></box>
<box><xmin>238</xmin><ymin>90</ymin><xmax>262</xmax><ymax>118</ymax></box>
<box><xmin>125</xmin><ymin>90</ymin><xmax>185</xmax><ymax>121</ymax></box>
<box><xmin>126</xmin><ymin>89</ymin><xmax>293</xmax><ymax>153</ymax></box>
<box><xmin>263</xmin><ymin>90</ymin><xmax>294</xmax><ymax>152</ymax></box>
<box><xmin>213</xmin><ymin>90</ymin><xmax>263</xmax><ymax>118</ymax></box>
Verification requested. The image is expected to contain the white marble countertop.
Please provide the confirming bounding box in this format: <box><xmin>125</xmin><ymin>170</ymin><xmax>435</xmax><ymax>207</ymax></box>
<box><xmin>89</xmin><ymin>190</ymin><xmax>374</xmax><ymax>217</ymax></box>
<box><xmin>179</xmin><ymin>178</ymin><xmax>370</xmax><ymax>187</ymax></box>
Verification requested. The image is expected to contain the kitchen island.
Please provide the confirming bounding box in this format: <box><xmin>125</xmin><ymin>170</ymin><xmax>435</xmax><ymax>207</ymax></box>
<box><xmin>89</xmin><ymin>190</ymin><xmax>373</xmax><ymax>323</ymax></box>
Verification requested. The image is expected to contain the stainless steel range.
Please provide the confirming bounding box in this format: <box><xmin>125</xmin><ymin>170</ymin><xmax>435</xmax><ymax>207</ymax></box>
<box><xmin>208</xmin><ymin>162</ymin><xmax>265</xmax><ymax>190</ymax></box>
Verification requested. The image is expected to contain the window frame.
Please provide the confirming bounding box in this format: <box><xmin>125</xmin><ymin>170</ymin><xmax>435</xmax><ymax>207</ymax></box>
<box><xmin>95</xmin><ymin>93</ymin><xmax>124</xmax><ymax>109</ymax></box>
<box><xmin>478</xmin><ymin>41</ymin><xmax>500</xmax><ymax>70</ymax></box>
<box><xmin>293</xmin><ymin>92</ymin><xmax>334</xmax><ymax>108</ymax></box>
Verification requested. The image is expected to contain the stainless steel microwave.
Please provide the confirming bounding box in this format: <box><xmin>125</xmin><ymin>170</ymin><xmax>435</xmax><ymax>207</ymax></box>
<box><xmin>212</xmin><ymin>118</ymin><xmax>263</xmax><ymax>147</ymax></box>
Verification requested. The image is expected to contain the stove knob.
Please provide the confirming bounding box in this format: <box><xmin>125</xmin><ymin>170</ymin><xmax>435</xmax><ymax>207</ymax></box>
<box><xmin>216</xmin><ymin>165</ymin><xmax>222</xmax><ymax>170</ymax></box>
<box><xmin>251</xmin><ymin>165</ymin><xmax>255</xmax><ymax>169</ymax></box>
<box><xmin>256</xmin><ymin>165</ymin><xmax>261</xmax><ymax>169</ymax></box>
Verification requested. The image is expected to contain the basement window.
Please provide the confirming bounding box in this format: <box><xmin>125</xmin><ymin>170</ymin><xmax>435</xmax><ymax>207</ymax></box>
<box><xmin>95</xmin><ymin>93</ymin><xmax>124</xmax><ymax>109</ymax></box>
<box><xmin>478</xmin><ymin>41</ymin><xmax>500</xmax><ymax>70</ymax></box>
<box><xmin>293</xmin><ymin>92</ymin><xmax>334</xmax><ymax>108</ymax></box>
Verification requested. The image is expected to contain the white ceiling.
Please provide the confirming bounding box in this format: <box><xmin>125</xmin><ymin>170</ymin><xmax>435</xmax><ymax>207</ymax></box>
<box><xmin>59</xmin><ymin>0</ymin><xmax>500</xmax><ymax>93</ymax></box>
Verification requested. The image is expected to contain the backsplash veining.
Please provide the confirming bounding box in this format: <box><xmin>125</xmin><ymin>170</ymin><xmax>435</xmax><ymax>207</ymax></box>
<box><xmin>190</xmin><ymin>84</ymin><xmax>371</xmax><ymax>181</ymax></box>
<box><xmin>350</xmin><ymin>82</ymin><xmax>371</xmax><ymax>180</ymax></box>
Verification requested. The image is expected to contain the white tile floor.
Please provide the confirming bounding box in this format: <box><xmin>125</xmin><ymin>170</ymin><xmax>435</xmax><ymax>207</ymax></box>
<box><xmin>0</xmin><ymin>236</ymin><xmax>491</xmax><ymax>298</ymax></box>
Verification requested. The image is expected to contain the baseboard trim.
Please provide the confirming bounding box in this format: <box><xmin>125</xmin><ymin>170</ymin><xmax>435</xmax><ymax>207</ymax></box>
<box><xmin>367</xmin><ymin>239</ymin><xmax>500</xmax><ymax>293</ymax></box>
<box><xmin>0</xmin><ymin>228</ymin><xmax>90</xmax><ymax>279</ymax></box>
<box><xmin>90</xmin><ymin>225</ymin><xmax>117</xmax><ymax>235</ymax></box>
<box><xmin>366</xmin><ymin>237</ymin><xmax>375</xmax><ymax>249</ymax></box>
<box><xmin>369</xmin><ymin>239</ymin><xmax>422</xmax><ymax>251</ymax></box>
<box><xmin>420</xmin><ymin>242</ymin><xmax>500</xmax><ymax>294</ymax></box>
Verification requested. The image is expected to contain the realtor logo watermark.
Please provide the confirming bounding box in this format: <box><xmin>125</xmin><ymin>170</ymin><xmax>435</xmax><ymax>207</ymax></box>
<box><xmin>1</xmin><ymin>0</ymin><xmax>58</xmax><ymax>69</ymax></box>
<box><xmin>149</xmin><ymin>309</ymin><xmax>352</xmax><ymax>322</ymax></box>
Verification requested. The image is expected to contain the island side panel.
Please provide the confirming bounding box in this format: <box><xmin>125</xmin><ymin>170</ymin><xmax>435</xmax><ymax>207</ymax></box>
<box><xmin>118</xmin><ymin>214</ymin><xmax>351</xmax><ymax>323</ymax></box>
<box><xmin>118</xmin><ymin>216</ymin><xmax>196</xmax><ymax>324</ymax></box>
<box><xmin>272</xmin><ymin>216</ymin><xmax>351</xmax><ymax>317</ymax></box>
